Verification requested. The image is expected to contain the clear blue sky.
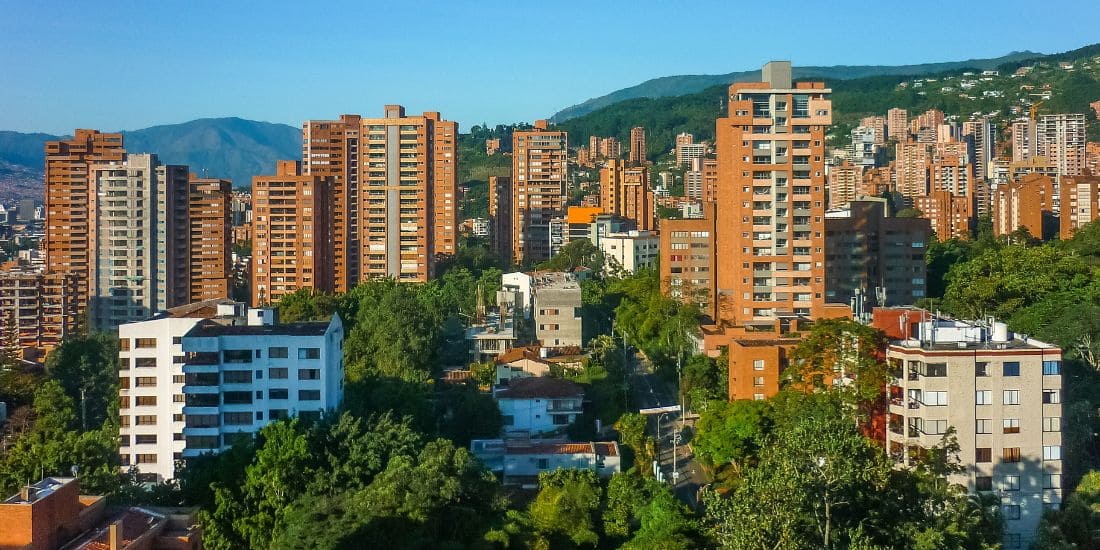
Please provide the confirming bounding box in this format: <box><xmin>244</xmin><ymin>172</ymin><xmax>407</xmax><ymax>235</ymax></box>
<box><xmin>2</xmin><ymin>0</ymin><xmax>1098</xmax><ymax>134</ymax></box>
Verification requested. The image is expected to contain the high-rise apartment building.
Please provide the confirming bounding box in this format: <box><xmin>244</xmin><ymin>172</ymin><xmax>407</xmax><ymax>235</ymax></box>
<box><xmin>824</xmin><ymin>199</ymin><xmax>930</xmax><ymax>316</ymax></box>
<box><xmin>895</xmin><ymin>141</ymin><xmax>930</xmax><ymax>199</ymax></box>
<box><xmin>993</xmin><ymin>173</ymin><xmax>1056</xmax><ymax>239</ymax></box>
<box><xmin>302</xmin><ymin>107</ymin><xmax>458</xmax><ymax>288</ymax></box>
<box><xmin>1011</xmin><ymin>119</ymin><xmax>1033</xmax><ymax>164</ymax></box>
<box><xmin>914</xmin><ymin>190</ymin><xmax>971</xmax><ymax>240</ymax></box>
<box><xmin>88</xmin><ymin>154</ymin><xmax>190</xmax><ymax>330</ymax></box>
<box><xmin>187</xmin><ymin>175</ymin><xmax>232</xmax><ymax>303</ymax></box>
<box><xmin>600</xmin><ymin>159</ymin><xmax>653</xmax><ymax>231</ymax></box>
<box><xmin>628</xmin><ymin>126</ymin><xmax>646</xmax><ymax>164</ymax></box>
<box><xmin>1036</xmin><ymin>113</ymin><xmax>1087</xmax><ymax>179</ymax></box>
<box><xmin>251</xmin><ymin>160</ymin><xmax>333</xmax><ymax>306</ymax></box>
<box><xmin>715</xmin><ymin>61</ymin><xmax>832</xmax><ymax>325</ymax></box>
<box><xmin>676</xmin><ymin>142</ymin><xmax>707</xmax><ymax>166</ymax></box>
<box><xmin>1060</xmin><ymin>175</ymin><xmax>1100</xmax><ymax>239</ymax></box>
<box><xmin>685</xmin><ymin>158</ymin><xmax>704</xmax><ymax>201</ymax></box>
<box><xmin>887</xmin><ymin>108</ymin><xmax>908</xmax><ymax>142</ymax></box>
<box><xmin>880</xmin><ymin>312</ymin><xmax>1063</xmax><ymax>548</ymax></box>
<box><xmin>860</xmin><ymin>115</ymin><xmax>887</xmax><ymax>146</ymax></box>
<box><xmin>512</xmin><ymin>120</ymin><xmax>568</xmax><ymax>265</ymax></box>
<box><xmin>489</xmin><ymin>175</ymin><xmax>514</xmax><ymax>262</ymax></box>
<box><xmin>0</xmin><ymin>267</ymin><xmax>81</xmax><ymax>361</ymax></box>
<box><xmin>660</xmin><ymin>202</ymin><xmax>716</xmax><ymax>320</ymax></box>
<box><xmin>963</xmin><ymin>118</ymin><xmax>995</xmax><ymax>181</ymax></box>
<box><xmin>929</xmin><ymin>150</ymin><xmax>974</xmax><ymax>221</ymax></box>
<box><xmin>302</xmin><ymin>115</ymin><xmax>361</xmax><ymax>293</ymax></box>
<box><xmin>702</xmin><ymin>158</ymin><xmax>719</xmax><ymax>203</ymax></box>
<box><xmin>44</xmin><ymin>130</ymin><xmax>125</xmax><ymax>310</ymax></box>
<box><xmin>827</xmin><ymin>161</ymin><xmax>861</xmax><ymax>209</ymax></box>
<box><xmin>119</xmin><ymin>300</ymin><xmax>344</xmax><ymax>481</ymax></box>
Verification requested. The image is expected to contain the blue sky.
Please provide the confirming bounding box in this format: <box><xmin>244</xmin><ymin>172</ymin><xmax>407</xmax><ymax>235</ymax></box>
<box><xmin>2</xmin><ymin>0</ymin><xmax>1098</xmax><ymax>134</ymax></box>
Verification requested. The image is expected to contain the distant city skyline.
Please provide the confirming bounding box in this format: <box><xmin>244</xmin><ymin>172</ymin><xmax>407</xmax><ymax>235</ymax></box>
<box><xmin>2</xmin><ymin>0</ymin><xmax>1098</xmax><ymax>134</ymax></box>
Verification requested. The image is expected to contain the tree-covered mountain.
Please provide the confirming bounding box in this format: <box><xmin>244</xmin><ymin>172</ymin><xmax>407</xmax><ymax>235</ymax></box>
<box><xmin>0</xmin><ymin>118</ymin><xmax>301</xmax><ymax>197</ymax></box>
<box><xmin>550</xmin><ymin>50</ymin><xmax>1045</xmax><ymax>122</ymax></box>
<box><xmin>557</xmin><ymin>44</ymin><xmax>1100</xmax><ymax>160</ymax></box>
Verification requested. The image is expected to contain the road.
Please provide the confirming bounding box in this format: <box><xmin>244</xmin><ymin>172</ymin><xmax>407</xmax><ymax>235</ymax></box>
<box><xmin>628</xmin><ymin>351</ymin><xmax>709</xmax><ymax>509</ymax></box>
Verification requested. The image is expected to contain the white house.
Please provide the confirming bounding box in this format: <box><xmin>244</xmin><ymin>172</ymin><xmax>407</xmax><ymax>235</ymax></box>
<box><xmin>494</xmin><ymin>377</ymin><xmax>584</xmax><ymax>434</ymax></box>
<box><xmin>502</xmin><ymin>272</ymin><xmax>534</xmax><ymax>319</ymax></box>
<box><xmin>599</xmin><ymin>230</ymin><xmax>659</xmax><ymax>275</ymax></box>
<box><xmin>471</xmin><ymin>439</ymin><xmax>621</xmax><ymax>486</ymax></box>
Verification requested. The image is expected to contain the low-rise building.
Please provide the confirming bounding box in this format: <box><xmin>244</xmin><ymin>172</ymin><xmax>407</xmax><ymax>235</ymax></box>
<box><xmin>532</xmin><ymin>271</ymin><xmax>583</xmax><ymax>349</ymax></box>
<box><xmin>470</xmin><ymin>438</ymin><xmax>621</xmax><ymax>486</ymax></box>
<box><xmin>0</xmin><ymin>477</ymin><xmax>200</xmax><ymax>550</ymax></box>
<box><xmin>599</xmin><ymin>230</ymin><xmax>659</xmax><ymax>275</ymax></box>
<box><xmin>494</xmin><ymin>346</ymin><xmax>552</xmax><ymax>385</ymax></box>
<box><xmin>877</xmin><ymin>311</ymin><xmax>1063</xmax><ymax>548</ymax></box>
<box><xmin>495</xmin><ymin>377</ymin><xmax>584</xmax><ymax>435</ymax></box>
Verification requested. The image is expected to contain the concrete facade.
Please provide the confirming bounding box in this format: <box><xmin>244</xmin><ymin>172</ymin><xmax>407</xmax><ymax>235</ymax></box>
<box><xmin>532</xmin><ymin>271</ymin><xmax>583</xmax><ymax>349</ymax></box>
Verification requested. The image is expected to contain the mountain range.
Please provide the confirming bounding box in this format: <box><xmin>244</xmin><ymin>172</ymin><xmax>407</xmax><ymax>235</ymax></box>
<box><xmin>0</xmin><ymin>118</ymin><xmax>301</xmax><ymax>200</ymax></box>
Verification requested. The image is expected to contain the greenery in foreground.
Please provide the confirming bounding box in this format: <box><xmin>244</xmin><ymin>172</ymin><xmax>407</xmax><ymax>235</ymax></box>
<box><xmin>7</xmin><ymin>221</ymin><xmax>1100</xmax><ymax>547</ymax></box>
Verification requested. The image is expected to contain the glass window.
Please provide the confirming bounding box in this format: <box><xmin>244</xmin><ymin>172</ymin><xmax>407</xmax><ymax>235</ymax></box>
<box><xmin>298</xmin><ymin>348</ymin><xmax>321</xmax><ymax>359</ymax></box>
<box><xmin>976</xmin><ymin>390</ymin><xmax>992</xmax><ymax>405</ymax></box>
<box><xmin>1003</xmin><ymin>418</ymin><xmax>1020</xmax><ymax>434</ymax></box>
<box><xmin>1003</xmin><ymin>447</ymin><xmax>1021</xmax><ymax>462</ymax></box>
<box><xmin>975</xmin><ymin>476</ymin><xmax>993</xmax><ymax>491</ymax></box>
<box><xmin>1043</xmin><ymin>417</ymin><xmax>1061</xmax><ymax>432</ymax></box>
<box><xmin>1003</xmin><ymin>361</ymin><xmax>1020</xmax><ymax>376</ymax></box>
<box><xmin>1043</xmin><ymin>390</ymin><xmax>1060</xmax><ymax>404</ymax></box>
<box><xmin>1043</xmin><ymin>446</ymin><xmax>1062</xmax><ymax>460</ymax></box>
<box><xmin>976</xmin><ymin>419</ymin><xmax>992</xmax><ymax>434</ymax></box>
<box><xmin>269</xmin><ymin>367</ymin><xmax>289</xmax><ymax>379</ymax></box>
<box><xmin>1003</xmin><ymin>390</ymin><xmax>1020</xmax><ymax>405</ymax></box>
<box><xmin>1043</xmin><ymin>360</ymin><xmax>1061</xmax><ymax>375</ymax></box>
<box><xmin>975</xmin><ymin>448</ymin><xmax>992</xmax><ymax>462</ymax></box>
<box><xmin>753</xmin><ymin>359</ymin><xmax>765</xmax><ymax>371</ymax></box>
<box><xmin>298</xmin><ymin>369</ymin><xmax>321</xmax><ymax>380</ymax></box>
<box><xmin>269</xmin><ymin>347</ymin><xmax>289</xmax><ymax>359</ymax></box>
<box><xmin>1002</xmin><ymin>504</ymin><xmax>1021</xmax><ymax>520</ymax></box>
<box><xmin>1001</xmin><ymin>475</ymin><xmax>1020</xmax><ymax>491</ymax></box>
<box><xmin>269</xmin><ymin>389</ymin><xmax>289</xmax><ymax>400</ymax></box>
<box><xmin>299</xmin><ymin>390</ymin><xmax>321</xmax><ymax>401</ymax></box>
<box><xmin>975</xmin><ymin>362</ymin><xmax>989</xmax><ymax>376</ymax></box>
<box><xmin>1045</xmin><ymin>473</ymin><xmax>1062</xmax><ymax>488</ymax></box>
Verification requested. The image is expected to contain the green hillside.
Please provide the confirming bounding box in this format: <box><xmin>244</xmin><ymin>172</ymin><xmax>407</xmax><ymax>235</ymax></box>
<box><xmin>557</xmin><ymin>47</ymin><xmax>1100</xmax><ymax>159</ymax></box>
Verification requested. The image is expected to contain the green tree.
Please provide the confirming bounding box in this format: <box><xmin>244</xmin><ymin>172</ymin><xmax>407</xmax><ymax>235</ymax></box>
<box><xmin>1035</xmin><ymin>470</ymin><xmax>1100</xmax><ymax>548</ymax></box>
<box><xmin>535</xmin><ymin>238</ymin><xmax>604</xmax><ymax>272</ymax></box>
<box><xmin>526</xmin><ymin>469</ymin><xmax>603</xmax><ymax>548</ymax></box>
<box><xmin>785</xmin><ymin>318</ymin><xmax>889</xmax><ymax>418</ymax></box>
<box><xmin>692</xmin><ymin>399</ymin><xmax>771</xmax><ymax>472</ymax></box>
<box><xmin>614</xmin><ymin>412</ymin><xmax>652</xmax><ymax>469</ymax></box>
<box><xmin>45</xmin><ymin>333</ymin><xmax>119</xmax><ymax>430</ymax></box>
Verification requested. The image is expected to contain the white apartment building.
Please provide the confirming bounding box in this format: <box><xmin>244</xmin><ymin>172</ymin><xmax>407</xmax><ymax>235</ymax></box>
<box><xmin>119</xmin><ymin>300</ymin><xmax>343</xmax><ymax>481</ymax></box>
<box><xmin>599</xmin><ymin>230</ymin><xmax>659</xmax><ymax>275</ymax></box>
<box><xmin>885</xmin><ymin>316</ymin><xmax>1063</xmax><ymax>549</ymax></box>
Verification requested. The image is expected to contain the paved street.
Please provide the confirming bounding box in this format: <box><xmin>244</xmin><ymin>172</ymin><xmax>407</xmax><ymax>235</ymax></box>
<box><xmin>628</xmin><ymin>350</ymin><xmax>709</xmax><ymax>508</ymax></box>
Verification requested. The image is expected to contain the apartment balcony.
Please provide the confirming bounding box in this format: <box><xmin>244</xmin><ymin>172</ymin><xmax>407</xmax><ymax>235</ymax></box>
<box><xmin>182</xmin><ymin>385</ymin><xmax>219</xmax><ymax>395</ymax></box>
<box><xmin>182</xmin><ymin>405</ymin><xmax>219</xmax><ymax>416</ymax></box>
<box><xmin>182</xmin><ymin>426</ymin><xmax>220</xmax><ymax>438</ymax></box>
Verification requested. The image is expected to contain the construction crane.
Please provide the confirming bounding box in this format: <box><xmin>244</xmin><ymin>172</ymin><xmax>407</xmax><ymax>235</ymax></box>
<box><xmin>1029</xmin><ymin>100</ymin><xmax>1045</xmax><ymax>121</ymax></box>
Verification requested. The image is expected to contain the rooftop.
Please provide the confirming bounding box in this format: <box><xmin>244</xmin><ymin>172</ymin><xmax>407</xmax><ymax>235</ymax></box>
<box><xmin>495</xmin><ymin>377</ymin><xmax>583</xmax><ymax>399</ymax></box>
<box><xmin>3</xmin><ymin>476</ymin><xmax>74</xmax><ymax>504</ymax></box>
<box><xmin>507</xmin><ymin>441</ymin><xmax>619</xmax><ymax>457</ymax></box>
<box><xmin>163</xmin><ymin>298</ymin><xmax>242</xmax><ymax>319</ymax></box>
<box><xmin>185</xmin><ymin>316</ymin><xmax>334</xmax><ymax>338</ymax></box>
<box><xmin>495</xmin><ymin>346</ymin><xmax>546</xmax><ymax>365</ymax></box>
<box><xmin>531</xmin><ymin>271</ymin><xmax>580</xmax><ymax>290</ymax></box>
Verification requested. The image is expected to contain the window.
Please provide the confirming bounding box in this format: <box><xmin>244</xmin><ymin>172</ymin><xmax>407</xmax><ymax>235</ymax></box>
<box><xmin>925</xmin><ymin>363</ymin><xmax>947</xmax><ymax>377</ymax></box>
<box><xmin>223</xmin><ymin>350</ymin><xmax>252</xmax><ymax>364</ymax></box>
<box><xmin>298</xmin><ymin>369</ymin><xmax>321</xmax><ymax>380</ymax></box>
<box><xmin>269</xmin><ymin>347</ymin><xmax>289</xmax><ymax>359</ymax></box>
<box><xmin>172</xmin><ymin>336</ymin><xmax>182</xmax><ymax>345</ymax></box>
<box><xmin>975</xmin><ymin>362</ymin><xmax>989</xmax><ymax>376</ymax></box>
<box><xmin>537</xmin><ymin>458</ymin><xmax>549</xmax><ymax>470</ymax></box>
<box><xmin>136</xmin><ymin>454</ymin><xmax>158</xmax><ymax>464</ymax></box>
<box><xmin>923</xmin><ymin>391</ymin><xmax>948</xmax><ymax>406</ymax></box>
<box><xmin>1001</xmin><ymin>475</ymin><xmax>1020</xmax><ymax>491</ymax></box>
<box><xmin>299</xmin><ymin>390</ymin><xmax>321</xmax><ymax>401</ymax></box>
<box><xmin>1003</xmin><ymin>447</ymin><xmax>1022</xmax><ymax>462</ymax></box>
<box><xmin>1043</xmin><ymin>417</ymin><xmax>1062</xmax><ymax>432</ymax></box>
<box><xmin>1043</xmin><ymin>360</ymin><xmax>1061</xmax><ymax>375</ymax></box>
<box><xmin>269</xmin><ymin>409</ymin><xmax>289</xmax><ymax>420</ymax></box>
<box><xmin>269</xmin><ymin>388</ymin><xmax>289</xmax><ymax>400</ymax></box>
<box><xmin>1003</xmin><ymin>533</ymin><xmax>1021</xmax><ymax>549</ymax></box>
<box><xmin>135</xmin><ymin>338</ymin><xmax>157</xmax><ymax>349</ymax></box>
<box><xmin>1043</xmin><ymin>446</ymin><xmax>1062</xmax><ymax>460</ymax></box>
<box><xmin>924</xmin><ymin>420</ymin><xmax>948</xmax><ymax>435</ymax></box>
<box><xmin>1003</xmin><ymin>361</ymin><xmax>1020</xmax><ymax>376</ymax></box>
<box><xmin>1045</xmin><ymin>473</ymin><xmax>1062</xmax><ymax>488</ymax></box>
<box><xmin>269</xmin><ymin>367</ymin><xmax>289</xmax><ymax>379</ymax></box>
<box><xmin>1003</xmin><ymin>390</ymin><xmax>1020</xmax><ymax>405</ymax></box>
<box><xmin>136</xmin><ymin>396</ymin><xmax>157</xmax><ymax>406</ymax></box>
<box><xmin>186</xmin><ymin>436</ymin><xmax>219</xmax><ymax>449</ymax></box>
<box><xmin>503</xmin><ymin>415</ymin><xmax>514</xmax><ymax>426</ymax></box>
<box><xmin>975</xmin><ymin>448</ymin><xmax>992</xmax><ymax>463</ymax></box>
<box><xmin>1003</xmin><ymin>418</ymin><xmax>1020</xmax><ymax>434</ymax></box>
<box><xmin>753</xmin><ymin>393</ymin><xmax>765</xmax><ymax>401</ymax></box>
<box><xmin>299</xmin><ymin>410</ymin><xmax>322</xmax><ymax>422</ymax></box>
<box><xmin>223</xmin><ymin>391</ymin><xmax>252</xmax><ymax>405</ymax></box>
<box><xmin>1002</xmin><ymin>504</ymin><xmax>1021</xmax><ymax>520</ymax></box>
<box><xmin>975</xmin><ymin>476</ymin><xmax>993</xmax><ymax>491</ymax></box>
<box><xmin>135</xmin><ymin>434</ymin><xmax>157</xmax><ymax>445</ymax></box>
<box><xmin>298</xmin><ymin>348</ymin><xmax>321</xmax><ymax>359</ymax></box>
<box><xmin>120</xmin><ymin>338</ymin><xmax>131</xmax><ymax>351</ymax></box>
<box><xmin>224</xmin><ymin>412</ymin><xmax>252</xmax><ymax>425</ymax></box>
<box><xmin>976</xmin><ymin>390</ymin><xmax>992</xmax><ymax>405</ymax></box>
<box><xmin>1043</xmin><ymin>390</ymin><xmax>1061</xmax><ymax>404</ymax></box>
<box><xmin>136</xmin><ymin>377</ymin><xmax>156</xmax><ymax>387</ymax></box>
<box><xmin>976</xmin><ymin>419</ymin><xmax>992</xmax><ymax>434</ymax></box>
<box><xmin>223</xmin><ymin>370</ymin><xmax>252</xmax><ymax>384</ymax></box>
<box><xmin>753</xmin><ymin>376</ymin><xmax>765</xmax><ymax>387</ymax></box>
<box><xmin>753</xmin><ymin>359</ymin><xmax>765</xmax><ymax>371</ymax></box>
<box><xmin>135</xmin><ymin>358</ymin><xmax>157</xmax><ymax>368</ymax></box>
<box><xmin>119</xmin><ymin>435</ymin><xmax>129</xmax><ymax>447</ymax></box>
<box><xmin>224</xmin><ymin>433</ymin><xmax>253</xmax><ymax>446</ymax></box>
<box><xmin>173</xmin><ymin>394</ymin><xmax>184</xmax><ymax>403</ymax></box>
